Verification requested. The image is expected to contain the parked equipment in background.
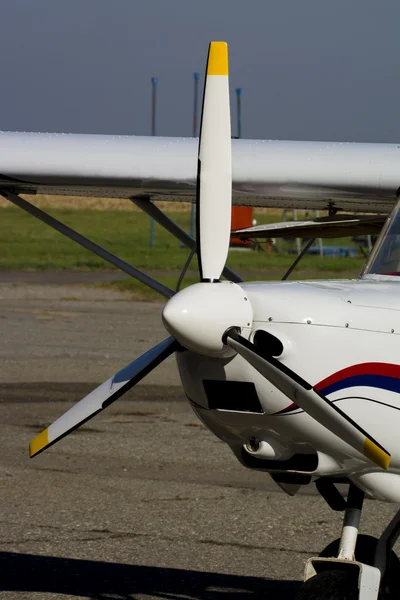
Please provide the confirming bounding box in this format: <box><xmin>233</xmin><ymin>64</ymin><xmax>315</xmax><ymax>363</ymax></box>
<box><xmin>230</xmin><ymin>206</ymin><xmax>253</xmax><ymax>247</ymax></box>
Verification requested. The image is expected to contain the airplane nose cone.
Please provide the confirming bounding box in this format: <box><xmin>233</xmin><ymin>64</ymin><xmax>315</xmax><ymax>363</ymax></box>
<box><xmin>162</xmin><ymin>281</ymin><xmax>253</xmax><ymax>356</ymax></box>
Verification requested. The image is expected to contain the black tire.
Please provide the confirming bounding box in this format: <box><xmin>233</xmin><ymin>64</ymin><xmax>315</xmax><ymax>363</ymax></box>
<box><xmin>298</xmin><ymin>534</ymin><xmax>400</xmax><ymax>600</ymax></box>
<box><xmin>320</xmin><ymin>534</ymin><xmax>400</xmax><ymax>599</ymax></box>
<box><xmin>295</xmin><ymin>569</ymin><xmax>357</xmax><ymax>600</ymax></box>
<box><xmin>319</xmin><ymin>534</ymin><xmax>384</xmax><ymax>564</ymax></box>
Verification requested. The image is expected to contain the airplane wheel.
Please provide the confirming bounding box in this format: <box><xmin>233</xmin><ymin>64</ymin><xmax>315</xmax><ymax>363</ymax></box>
<box><xmin>296</xmin><ymin>535</ymin><xmax>400</xmax><ymax>600</ymax></box>
<box><xmin>295</xmin><ymin>569</ymin><xmax>357</xmax><ymax>600</ymax></box>
<box><xmin>319</xmin><ymin>534</ymin><xmax>386</xmax><ymax>563</ymax></box>
<box><xmin>319</xmin><ymin>534</ymin><xmax>400</xmax><ymax>600</ymax></box>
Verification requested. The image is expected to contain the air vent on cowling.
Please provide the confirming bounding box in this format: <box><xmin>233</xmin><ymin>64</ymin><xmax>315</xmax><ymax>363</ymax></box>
<box><xmin>253</xmin><ymin>329</ymin><xmax>283</xmax><ymax>357</ymax></box>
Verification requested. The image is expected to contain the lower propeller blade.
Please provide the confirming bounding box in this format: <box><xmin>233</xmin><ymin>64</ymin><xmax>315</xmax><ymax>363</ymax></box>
<box><xmin>29</xmin><ymin>337</ymin><xmax>178</xmax><ymax>457</ymax></box>
<box><xmin>225</xmin><ymin>329</ymin><xmax>390</xmax><ymax>470</ymax></box>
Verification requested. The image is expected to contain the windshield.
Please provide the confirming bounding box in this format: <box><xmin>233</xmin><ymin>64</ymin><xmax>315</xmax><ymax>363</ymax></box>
<box><xmin>362</xmin><ymin>199</ymin><xmax>400</xmax><ymax>276</ymax></box>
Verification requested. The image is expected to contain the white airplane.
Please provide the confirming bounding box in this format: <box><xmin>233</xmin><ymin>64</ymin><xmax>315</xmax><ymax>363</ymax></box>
<box><xmin>3</xmin><ymin>41</ymin><xmax>400</xmax><ymax>600</ymax></box>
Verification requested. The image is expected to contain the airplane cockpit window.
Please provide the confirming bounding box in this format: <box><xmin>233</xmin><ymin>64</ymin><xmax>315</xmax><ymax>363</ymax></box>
<box><xmin>362</xmin><ymin>200</ymin><xmax>400</xmax><ymax>277</ymax></box>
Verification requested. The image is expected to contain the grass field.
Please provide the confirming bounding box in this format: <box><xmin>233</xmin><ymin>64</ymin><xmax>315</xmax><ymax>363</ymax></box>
<box><xmin>0</xmin><ymin>202</ymin><xmax>366</xmax><ymax>300</ymax></box>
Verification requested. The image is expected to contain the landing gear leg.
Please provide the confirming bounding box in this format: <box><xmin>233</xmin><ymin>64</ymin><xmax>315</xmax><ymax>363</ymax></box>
<box><xmin>296</xmin><ymin>484</ymin><xmax>381</xmax><ymax>600</ymax></box>
<box><xmin>337</xmin><ymin>484</ymin><xmax>364</xmax><ymax>561</ymax></box>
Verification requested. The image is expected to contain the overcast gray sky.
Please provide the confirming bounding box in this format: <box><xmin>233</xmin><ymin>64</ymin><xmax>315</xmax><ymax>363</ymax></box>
<box><xmin>1</xmin><ymin>0</ymin><xmax>400</xmax><ymax>142</ymax></box>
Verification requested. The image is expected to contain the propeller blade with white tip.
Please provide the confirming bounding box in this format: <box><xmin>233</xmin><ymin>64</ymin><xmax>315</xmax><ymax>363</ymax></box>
<box><xmin>225</xmin><ymin>329</ymin><xmax>391</xmax><ymax>470</ymax></box>
<box><xmin>29</xmin><ymin>337</ymin><xmax>179</xmax><ymax>457</ymax></box>
<box><xmin>197</xmin><ymin>41</ymin><xmax>232</xmax><ymax>282</ymax></box>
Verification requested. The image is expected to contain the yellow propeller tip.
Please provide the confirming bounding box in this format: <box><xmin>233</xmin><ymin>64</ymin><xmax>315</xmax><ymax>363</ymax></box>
<box><xmin>29</xmin><ymin>428</ymin><xmax>49</xmax><ymax>458</ymax></box>
<box><xmin>207</xmin><ymin>41</ymin><xmax>228</xmax><ymax>76</ymax></box>
<box><xmin>364</xmin><ymin>438</ymin><xmax>391</xmax><ymax>470</ymax></box>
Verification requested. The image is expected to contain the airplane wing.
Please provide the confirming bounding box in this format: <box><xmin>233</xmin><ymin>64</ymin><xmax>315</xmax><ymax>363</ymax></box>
<box><xmin>0</xmin><ymin>131</ymin><xmax>399</xmax><ymax>213</ymax></box>
<box><xmin>233</xmin><ymin>214</ymin><xmax>387</xmax><ymax>239</ymax></box>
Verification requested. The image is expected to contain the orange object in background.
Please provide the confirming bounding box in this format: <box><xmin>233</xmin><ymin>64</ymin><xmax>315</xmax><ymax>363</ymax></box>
<box><xmin>231</xmin><ymin>206</ymin><xmax>253</xmax><ymax>246</ymax></box>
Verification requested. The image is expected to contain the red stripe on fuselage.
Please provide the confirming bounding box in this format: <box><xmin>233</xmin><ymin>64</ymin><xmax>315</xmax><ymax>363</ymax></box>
<box><xmin>315</xmin><ymin>362</ymin><xmax>400</xmax><ymax>392</ymax></box>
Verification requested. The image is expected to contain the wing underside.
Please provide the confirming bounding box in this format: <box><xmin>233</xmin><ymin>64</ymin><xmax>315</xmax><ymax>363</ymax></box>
<box><xmin>233</xmin><ymin>214</ymin><xmax>387</xmax><ymax>239</ymax></box>
<box><xmin>0</xmin><ymin>132</ymin><xmax>399</xmax><ymax>212</ymax></box>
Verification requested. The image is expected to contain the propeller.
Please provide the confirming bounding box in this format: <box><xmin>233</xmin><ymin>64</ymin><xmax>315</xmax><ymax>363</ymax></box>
<box><xmin>162</xmin><ymin>41</ymin><xmax>252</xmax><ymax>355</ymax></box>
<box><xmin>224</xmin><ymin>328</ymin><xmax>391</xmax><ymax>470</ymax></box>
<box><xmin>30</xmin><ymin>337</ymin><xmax>178</xmax><ymax>457</ymax></box>
<box><xmin>29</xmin><ymin>41</ymin><xmax>390</xmax><ymax>471</ymax></box>
<box><xmin>196</xmin><ymin>41</ymin><xmax>232</xmax><ymax>282</ymax></box>
<box><xmin>29</xmin><ymin>41</ymin><xmax>240</xmax><ymax>457</ymax></box>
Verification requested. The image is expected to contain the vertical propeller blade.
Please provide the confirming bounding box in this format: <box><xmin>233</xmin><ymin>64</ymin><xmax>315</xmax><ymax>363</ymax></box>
<box><xmin>197</xmin><ymin>41</ymin><xmax>232</xmax><ymax>282</ymax></box>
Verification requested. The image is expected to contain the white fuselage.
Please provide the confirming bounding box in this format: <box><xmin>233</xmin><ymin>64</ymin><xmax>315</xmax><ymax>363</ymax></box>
<box><xmin>176</xmin><ymin>278</ymin><xmax>400</xmax><ymax>502</ymax></box>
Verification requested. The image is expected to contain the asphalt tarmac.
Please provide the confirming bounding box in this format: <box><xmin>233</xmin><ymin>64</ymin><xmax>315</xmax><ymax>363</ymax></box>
<box><xmin>0</xmin><ymin>278</ymin><xmax>399</xmax><ymax>599</ymax></box>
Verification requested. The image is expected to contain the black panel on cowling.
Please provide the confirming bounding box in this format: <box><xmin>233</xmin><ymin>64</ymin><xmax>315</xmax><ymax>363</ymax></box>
<box><xmin>202</xmin><ymin>380</ymin><xmax>263</xmax><ymax>413</ymax></box>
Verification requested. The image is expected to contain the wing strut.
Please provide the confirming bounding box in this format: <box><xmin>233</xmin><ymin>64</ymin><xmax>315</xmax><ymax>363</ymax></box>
<box><xmin>0</xmin><ymin>190</ymin><xmax>174</xmax><ymax>299</ymax></box>
<box><xmin>131</xmin><ymin>196</ymin><xmax>243</xmax><ymax>283</ymax></box>
<box><xmin>282</xmin><ymin>238</ymin><xmax>315</xmax><ymax>280</ymax></box>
